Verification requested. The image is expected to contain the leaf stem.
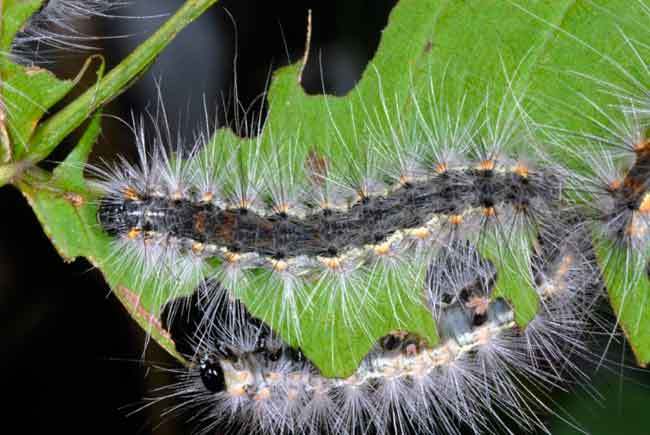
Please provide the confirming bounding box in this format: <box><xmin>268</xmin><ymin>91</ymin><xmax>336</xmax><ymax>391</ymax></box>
<box><xmin>0</xmin><ymin>160</ymin><xmax>29</xmax><ymax>186</ymax></box>
<box><xmin>25</xmin><ymin>0</ymin><xmax>220</xmax><ymax>166</ymax></box>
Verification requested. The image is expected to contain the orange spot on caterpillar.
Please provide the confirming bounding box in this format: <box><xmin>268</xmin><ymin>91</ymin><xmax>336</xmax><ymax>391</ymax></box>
<box><xmin>608</xmin><ymin>179</ymin><xmax>622</xmax><ymax>191</ymax></box>
<box><xmin>224</xmin><ymin>251</ymin><xmax>242</xmax><ymax>264</ymax></box>
<box><xmin>399</xmin><ymin>174</ymin><xmax>414</xmax><ymax>186</ymax></box>
<box><xmin>271</xmin><ymin>259</ymin><xmax>289</xmax><ymax>273</ymax></box>
<box><xmin>540</xmin><ymin>253</ymin><xmax>575</xmax><ymax>297</ymax></box>
<box><xmin>191</xmin><ymin>242</ymin><xmax>205</xmax><ymax>255</ymax></box>
<box><xmin>475</xmin><ymin>325</ymin><xmax>492</xmax><ymax>346</ymax></box>
<box><xmin>482</xmin><ymin>207</ymin><xmax>496</xmax><ymax>218</ymax></box>
<box><xmin>230</xmin><ymin>386</ymin><xmax>246</xmax><ymax>397</ymax></box>
<box><xmin>200</xmin><ymin>191</ymin><xmax>214</xmax><ymax>203</ymax></box>
<box><xmin>230</xmin><ymin>369</ymin><xmax>252</xmax><ymax>386</ymax></box>
<box><xmin>431</xmin><ymin>343</ymin><xmax>454</xmax><ymax>365</ymax></box>
<box><xmin>623</xmin><ymin>177</ymin><xmax>644</xmax><ymax>194</ymax></box>
<box><xmin>639</xmin><ymin>193</ymin><xmax>650</xmax><ymax>214</ymax></box>
<box><xmin>512</xmin><ymin>163</ymin><xmax>529</xmax><ymax>178</ymax></box>
<box><xmin>411</xmin><ymin>227</ymin><xmax>431</xmax><ymax>240</ymax></box>
<box><xmin>122</xmin><ymin>186</ymin><xmax>141</xmax><ymax>201</ymax></box>
<box><xmin>373</xmin><ymin>243</ymin><xmax>391</xmax><ymax>256</ymax></box>
<box><xmin>127</xmin><ymin>228</ymin><xmax>141</xmax><ymax>240</ymax></box>
<box><xmin>557</xmin><ymin>254</ymin><xmax>573</xmax><ymax>278</ymax></box>
<box><xmin>477</xmin><ymin>160</ymin><xmax>495</xmax><ymax>171</ymax></box>
<box><xmin>449</xmin><ymin>214</ymin><xmax>463</xmax><ymax>225</ymax></box>
<box><xmin>434</xmin><ymin>162</ymin><xmax>448</xmax><ymax>174</ymax></box>
<box><xmin>321</xmin><ymin>257</ymin><xmax>342</xmax><ymax>271</ymax></box>
<box><xmin>273</xmin><ymin>202</ymin><xmax>292</xmax><ymax>215</ymax></box>
<box><xmin>170</xmin><ymin>190</ymin><xmax>184</xmax><ymax>201</ymax></box>
<box><xmin>287</xmin><ymin>388</ymin><xmax>299</xmax><ymax>401</ymax></box>
<box><xmin>634</xmin><ymin>137</ymin><xmax>650</xmax><ymax>155</ymax></box>
<box><xmin>234</xmin><ymin>199</ymin><xmax>255</xmax><ymax>210</ymax></box>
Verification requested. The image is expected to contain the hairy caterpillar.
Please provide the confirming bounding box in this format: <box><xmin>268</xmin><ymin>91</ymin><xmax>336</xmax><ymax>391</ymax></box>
<box><xmin>155</xmin><ymin>223</ymin><xmax>602</xmax><ymax>435</ymax></box>
<box><xmin>12</xmin><ymin>0</ymin><xmax>129</xmax><ymax>61</ymax></box>
<box><xmin>90</xmin><ymin>86</ymin><xmax>573</xmax><ymax>348</ymax></box>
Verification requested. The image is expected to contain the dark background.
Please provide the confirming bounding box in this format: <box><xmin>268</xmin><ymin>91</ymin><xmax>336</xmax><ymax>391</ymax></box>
<box><xmin>1</xmin><ymin>1</ymin><xmax>649</xmax><ymax>434</ymax></box>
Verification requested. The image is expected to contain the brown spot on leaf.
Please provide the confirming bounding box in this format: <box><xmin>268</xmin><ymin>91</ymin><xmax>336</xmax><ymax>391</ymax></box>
<box><xmin>116</xmin><ymin>285</ymin><xmax>172</xmax><ymax>341</ymax></box>
<box><xmin>0</xmin><ymin>105</ymin><xmax>11</xmax><ymax>163</ymax></box>
<box><xmin>64</xmin><ymin>192</ymin><xmax>85</xmax><ymax>208</ymax></box>
<box><xmin>26</xmin><ymin>66</ymin><xmax>47</xmax><ymax>76</ymax></box>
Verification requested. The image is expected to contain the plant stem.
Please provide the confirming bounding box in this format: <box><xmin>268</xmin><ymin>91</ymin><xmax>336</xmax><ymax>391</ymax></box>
<box><xmin>0</xmin><ymin>161</ymin><xmax>20</xmax><ymax>186</ymax></box>
<box><xmin>25</xmin><ymin>0</ymin><xmax>220</xmax><ymax>166</ymax></box>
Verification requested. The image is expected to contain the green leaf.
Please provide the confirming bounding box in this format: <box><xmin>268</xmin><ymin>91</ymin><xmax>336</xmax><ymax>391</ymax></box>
<box><xmin>0</xmin><ymin>1</ymin><xmax>84</xmax><ymax>162</ymax></box>
<box><xmin>480</xmin><ymin>228</ymin><xmax>540</xmax><ymax>326</ymax></box>
<box><xmin>24</xmin><ymin>0</ymin><xmax>220</xmax><ymax>167</ymax></box>
<box><xmin>0</xmin><ymin>0</ymin><xmax>43</xmax><ymax>52</ymax></box>
<box><xmin>595</xmin><ymin>237</ymin><xmax>650</xmax><ymax>366</ymax></box>
<box><xmin>17</xmin><ymin>159</ymin><xmax>186</xmax><ymax>364</ymax></box>
<box><xmin>0</xmin><ymin>55</ymin><xmax>104</xmax><ymax>186</ymax></box>
<box><xmin>3</xmin><ymin>62</ymin><xmax>76</xmax><ymax>159</ymax></box>
<box><xmin>12</xmin><ymin>0</ymin><xmax>650</xmax><ymax>374</ymax></box>
<box><xmin>6</xmin><ymin>0</ymin><xmax>221</xmax><ymax>361</ymax></box>
<box><xmin>52</xmin><ymin>112</ymin><xmax>103</xmax><ymax>190</ymax></box>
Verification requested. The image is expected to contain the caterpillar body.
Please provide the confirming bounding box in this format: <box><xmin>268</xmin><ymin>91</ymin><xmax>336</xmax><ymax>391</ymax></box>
<box><xmin>91</xmin><ymin>90</ymin><xmax>571</xmax><ymax>345</ymax></box>
<box><xmin>159</xmin><ymin>225</ymin><xmax>601</xmax><ymax>435</ymax></box>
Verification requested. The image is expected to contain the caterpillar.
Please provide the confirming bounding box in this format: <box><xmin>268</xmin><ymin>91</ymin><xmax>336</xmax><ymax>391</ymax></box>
<box><xmin>91</xmin><ymin>88</ymin><xmax>571</xmax><ymax>347</ymax></box>
<box><xmin>12</xmin><ymin>0</ymin><xmax>129</xmax><ymax>61</ymax></box>
<box><xmin>561</xmin><ymin>96</ymin><xmax>650</xmax><ymax>274</ymax></box>
<box><xmin>156</xmin><ymin>222</ymin><xmax>602</xmax><ymax>435</ymax></box>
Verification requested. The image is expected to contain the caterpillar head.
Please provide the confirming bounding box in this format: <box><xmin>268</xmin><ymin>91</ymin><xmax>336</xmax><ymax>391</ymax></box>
<box><xmin>97</xmin><ymin>197</ymin><xmax>142</xmax><ymax>237</ymax></box>
<box><xmin>199</xmin><ymin>354</ymin><xmax>226</xmax><ymax>393</ymax></box>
